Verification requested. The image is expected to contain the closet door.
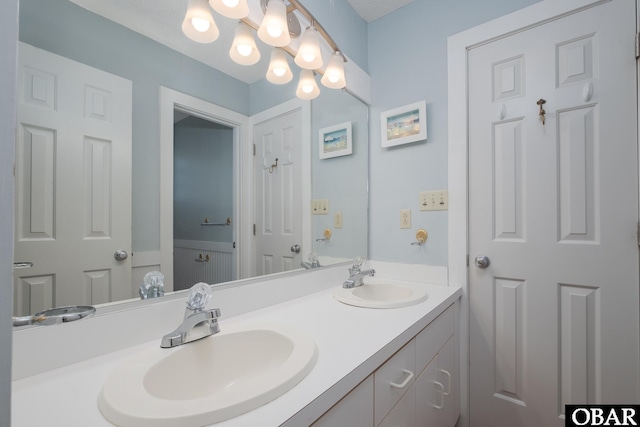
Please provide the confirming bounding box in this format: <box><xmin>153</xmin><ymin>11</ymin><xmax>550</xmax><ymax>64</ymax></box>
<box><xmin>468</xmin><ymin>1</ymin><xmax>639</xmax><ymax>425</ymax></box>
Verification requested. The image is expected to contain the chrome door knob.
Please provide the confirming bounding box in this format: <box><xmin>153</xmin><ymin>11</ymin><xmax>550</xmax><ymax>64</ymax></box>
<box><xmin>114</xmin><ymin>250</ymin><xmax>128</xmax><ymax>261</ymax></box>
<box><xmin>474</xmin><ymin>255</ymin><xmax>490</xmax><ymax>269</ymax></box>
<box><xmin>290</xmin><ymin>244</ymin><xmax>301</xmax><ymax>254</ymax></box>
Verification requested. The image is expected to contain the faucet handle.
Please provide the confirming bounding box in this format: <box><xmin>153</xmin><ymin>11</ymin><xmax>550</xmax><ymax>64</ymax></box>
<box><xmin>186</xmin><ymin>282</ymin><xmax>212</xmax><ymax>311</ymax></box>
<box><xmin>350</xmin><ymin>256</ymin><xmax>367</xmax><ymax>274</ymax></box>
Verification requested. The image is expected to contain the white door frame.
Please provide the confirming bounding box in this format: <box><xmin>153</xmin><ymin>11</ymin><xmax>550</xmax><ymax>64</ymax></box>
<box><xmin>160</xmin><ymin>87</ymin><xmax>250</xmax><ymax>290</ymax></box>
<box><xmin>248</xmin><ymin>98</ymin><xmax>312</xmax><ymax>279</ymax></box>
<box><xmin>446</xmin><ymin>1</ymin><xmax>614</xmax><ymax>426</ymax></box>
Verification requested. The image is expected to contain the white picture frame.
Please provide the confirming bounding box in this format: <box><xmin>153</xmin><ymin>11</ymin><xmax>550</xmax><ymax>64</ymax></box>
<box><xmin>318</xmin><ymin>121</ymin><xmax>352</xmax><ymax>159</ymax></box>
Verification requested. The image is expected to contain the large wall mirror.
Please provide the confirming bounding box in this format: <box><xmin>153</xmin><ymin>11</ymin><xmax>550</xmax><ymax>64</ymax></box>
<box><xmin>13</xmin><ymin>0</ymin><xmax>369</xmax><ymax>317</ymax></box>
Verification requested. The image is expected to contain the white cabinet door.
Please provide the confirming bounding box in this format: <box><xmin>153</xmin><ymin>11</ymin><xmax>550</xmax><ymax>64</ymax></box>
<box><xmin>311</xmin><ymin>375</ymin><xmax>374</xmax><ymax>427</ymax></box>
<box><xmin>379</xmin><ymin>385</ymin><xmax>416</xmax><ymax>427</ymax></box>
<box><xmin>415</xmin><ymin>354</ymin><xmax>440</xmax><ymax>426</ymax></box>
<box><xmin>438</xmin><ymin>336</ymin><xmax>458</xmax><ymax>427</ymax></box>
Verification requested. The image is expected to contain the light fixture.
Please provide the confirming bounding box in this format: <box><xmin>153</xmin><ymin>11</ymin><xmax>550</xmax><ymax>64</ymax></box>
<box><xmin>257</xmin><ymin>0</ymin><xmax>290</xmax><ymax>47</ymax></box>
<box><xmin>182</xmin><ymin>0</ymin><xmax>219</xmax><ymax>43</ymax></box>
<box><xmin>229</xmin><ymin>22</ymin><xmax>260</xmax><ymax>65</ymax></box>
<box><xmin>209</xmin><ymin>0</ymin><xmax>249</xmax><ymax>19</ymax></box>
<box><xmin>296</xmin><ymin>70</ymin><xmax>320</xmax><ymax>100</ymax></box>
<box><xmin>266</xmin><ymin>48</ymin><xmax>293</xmax><ymax>84</ymax></box>
<box><xmin>295</xmin><ymin>25</ymin><xmax>323</xmax><ymax>70</ymax></box>
<box><xmin>321</xmin><ymin>52</ymin><xmax>346</xmax><ymax>89</ymax></box>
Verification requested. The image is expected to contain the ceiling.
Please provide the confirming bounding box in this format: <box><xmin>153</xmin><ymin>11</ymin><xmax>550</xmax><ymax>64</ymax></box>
<box><xmin>70</xmin><ymin>0</ymin><xmax>410</xmax><ymax>84</ymax></box>
<box><xmin>346</xmin><ymin>0</ymin><xmax>414</xmax><ymax>23</ymax></box>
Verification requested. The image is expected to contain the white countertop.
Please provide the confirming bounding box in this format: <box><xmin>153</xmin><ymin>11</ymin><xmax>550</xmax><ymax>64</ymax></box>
<box><xmin>12</xmin><ymin>281</ymin><xmax>461</xmax><ymax>427</ymax></box>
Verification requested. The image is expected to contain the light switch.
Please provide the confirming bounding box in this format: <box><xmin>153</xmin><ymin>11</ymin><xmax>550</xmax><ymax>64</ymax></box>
<box><xmin>419</xmin><ymin>190</ymin><xmax>448</xmax><ymax>211</ymax></box>
<box><xmin>312</xmin><ymin>199</ymin><xmax>329</xmax><ymax>215</ymax></box>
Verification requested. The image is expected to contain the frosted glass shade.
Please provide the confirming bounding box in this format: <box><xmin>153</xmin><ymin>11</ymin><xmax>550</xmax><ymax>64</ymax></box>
<box><xmin>296</xmin><ymin>70</ymin><xmax>320</xmax><ymax>100</ymax></box>
<box><xmin>257</xmin><ymin>0</ymin><xmax>290</xmax><ymax>47</ymax></box>
<box><xmin>230</xmin><ymin>22</ymin><xmax>260</xmax><ymax>65</ymax></box>
<box><xmin>182</xmin><ymin>0</ymin><xmax>219</xmax><ymax>43</ymax></box>
<box><xmin>266</xmin><ymin>48</ymin><xmax>293</xmax><ymax>84</ymax></box>
<box><xmin>294</xmin><ymin>26</ymin><xmax>323</xmax><ymax>70</ymax></box>
<box><xmin>209</xmin><ymin>0</ymin><xmax>249</xmax><ymax>19</ymax></box>
<box><xmin>321</xmin><ymin>52</ymin><xmax>346</xmax><ymax>89</ymax></box>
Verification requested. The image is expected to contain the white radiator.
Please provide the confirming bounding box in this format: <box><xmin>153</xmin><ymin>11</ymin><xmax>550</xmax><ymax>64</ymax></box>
<box><xmin>173</xmin><ymin>240</ymin><xmax>234</xmax><ymax>291</ymax></box>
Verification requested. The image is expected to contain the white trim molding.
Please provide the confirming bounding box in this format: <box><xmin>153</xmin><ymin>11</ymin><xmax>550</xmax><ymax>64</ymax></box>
<box><xmin>160</xmin><ymin>87</ymin><xmax>250</xmax><ymax>290</ymax></box>
<box><xmin>447</xmin><ymin>1</ymin><xmax>606</xmax><ymax>426</ymax></box>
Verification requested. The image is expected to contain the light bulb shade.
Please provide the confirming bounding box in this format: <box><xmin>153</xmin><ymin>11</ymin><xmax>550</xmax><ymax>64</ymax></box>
<box><xmin>229</xmin><ymin>22</ymin><xmax>260</xmax><ymax>65</ymax></box>
<box><xmin>257</xmin><ymin>0</ymin><xmax>290</xmax><ymax>47</ymax></box>
<box><xmin>182</xmin><ymin>0</ymin><xmax>219</xmax><ymax>43</ymax></box>
<box><xmin>294</xmin><ymin>26</ymin><xmax>323</xmax><ymax>70</ymax></box>
<box><xmin>266</xmin><ymin>48</ymin><xmax>293</xmax><ymax>84</ymax></box>
<box><xmin>321</xmin><ymin>52</ymin><xmax>346</xmax><ymax>89</ymax></box>
<box><xmin>209</xmin><ymin>0</ymin><xmax>249</xmax><ymax>19</ymax></box>
<box><xmin>296</xmin><ymin>70</ymin><xmax>320</xmax><ymax>100</ymax></box>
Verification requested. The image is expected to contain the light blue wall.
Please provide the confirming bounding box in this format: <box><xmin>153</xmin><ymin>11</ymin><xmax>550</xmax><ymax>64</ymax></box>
<box><xmin>0</xmin><ymin>1</ymin><xmax>17</xmax><ymax>423</ymax></box>
<box><xmin>367</xmin><ymin>0</ymin><xmax>540</xmax><ymax>265</ymax></box>
<box><xmin>19</xmin><ymin>0</ymin><xmax>250</xmax><ymax>253</ymax></box>
<box><xmin>311</xmin><ymin>89</ymin><xmax>368</xmax><ymax>259</ymax></box>
<box><xmin>174</xmin><ymin>121</ymin><xmax>234</xmax><ymax>243</ymax></box>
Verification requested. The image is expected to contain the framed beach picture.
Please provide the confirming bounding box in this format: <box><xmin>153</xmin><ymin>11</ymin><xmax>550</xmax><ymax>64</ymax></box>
<box><xmin>319</xmin><ymin>121</ymin><xmax>352</xmax><ymax>159</ymax></box>
<box><xmin>380</xmin><ymin>100</ymin><xmax>427</xmax><ymax>147</ymax></box>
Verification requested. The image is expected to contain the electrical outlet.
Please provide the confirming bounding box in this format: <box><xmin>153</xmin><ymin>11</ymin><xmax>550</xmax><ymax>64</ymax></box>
<box><xmin>419</xmin><ymin>190</ymin><xmax>448</xmax><ymax>211</ymax></box>
<box><xmin>312</xmin><ymin>198</ymin><xmax>329</xmax><ymax>215</ymax></box>
<box><xmin>400</xmin><ymin>209</ymin><xmax>411</xmax><ymax>229</ymax></box>
<box><xmin>334</xmin><ymin>211</ymin><xmax>343</xmax><ymax>228</ymax></box>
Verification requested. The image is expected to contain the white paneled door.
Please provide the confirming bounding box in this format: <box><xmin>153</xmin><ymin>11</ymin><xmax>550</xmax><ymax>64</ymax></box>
<box><xmin>253</xmin><ymin>108</ymin><xmax>303</xmax><ymax>275</ymax></box>
<box><xmin>14</xmin><ymin>43</ymin><xmax>132</xmax><ymax>316</ymax></box>
<box><xmin>468</xmin><ymin>1</ymin><xmax>639</xmax><ymax>426</ymax></box>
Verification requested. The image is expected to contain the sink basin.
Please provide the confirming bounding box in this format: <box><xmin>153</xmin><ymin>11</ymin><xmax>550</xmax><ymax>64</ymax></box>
<box><xmin>98</xmin><ymin>324</ymin><xmax>317</xmax><ymax>427</ymax></box>
<box><xmin>333</xmin><ymin>277</ymin><xmax>428</xmax><ymax>308</ymax></box>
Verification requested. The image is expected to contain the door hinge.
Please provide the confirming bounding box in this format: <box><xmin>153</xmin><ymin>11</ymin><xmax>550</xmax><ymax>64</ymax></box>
<box><xmin>466</xmin><ymin>254</ymin><xmax>470</xmax><ymax>267</ymax></box>
<box><xmin>637</xmin><ymin>222</ymin><xmax>640</xmax><ymax>246</ymax></box>
<box><xmin>253</xmin><ymin>224</ymin><xmax>256</xmax><ymax>236</ymax></box>
<box><xmin>636</xmin><ymin>33</ymin><xmax>640</xmax><ymax>59</ymax></box>
<box><xmin>253</xmin><ymin>144</ymin><xmax>256</xmax><ymax>156</ymax></box>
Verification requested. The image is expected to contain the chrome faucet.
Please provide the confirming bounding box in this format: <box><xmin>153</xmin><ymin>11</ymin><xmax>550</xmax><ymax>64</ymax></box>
<box><xmin>343</xmin><ymin>257</ymin><xmax>375</xmax><ymax>288</ymax></box>
<box><xmin>161</xmin><ymin>283</ymin><xmax>221</xmax><ymax>348</ymax></box>
<box><xmin>301</xmin><ymin>252</ymin><xmax>321</xmax><ymax>269</ymax></box>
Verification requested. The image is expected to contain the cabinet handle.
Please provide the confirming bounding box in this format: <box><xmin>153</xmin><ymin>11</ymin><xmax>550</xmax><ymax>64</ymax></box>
<box><xmin>389</xmin><ymin>369</ymin><xmax>414</xmax><ymax>389</ymax></box>
<box><xmin>433</xmin><ymin>380</ymin><xmax>445</xmax><ymax>410</ymax></box>
<box><xmin>440</xmin><ymin>369</ymin><xmax>452</xmax><ymax>396</ymax></box>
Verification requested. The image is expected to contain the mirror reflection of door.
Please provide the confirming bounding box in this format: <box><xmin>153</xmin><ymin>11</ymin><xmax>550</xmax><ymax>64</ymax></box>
<box><xmin>253</xmin><ymin>108</ymin><xmax>303</xmax><ymax>275</ymax></box>
<box><xmin>13</xmin><ymin>43</ymin><xmax>133</xmax><ymax>316</ymax></box>
<box><xmin>173</xmin><ymin>111</ymin><xmax>235</xmax><ymax>291</ymax></box>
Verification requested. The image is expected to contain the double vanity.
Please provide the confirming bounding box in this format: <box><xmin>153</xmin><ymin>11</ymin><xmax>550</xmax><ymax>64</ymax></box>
<box><xmin>12</xmin><ymin>261</ymin><xmax>461</xmax><ymax>426</ymax></box>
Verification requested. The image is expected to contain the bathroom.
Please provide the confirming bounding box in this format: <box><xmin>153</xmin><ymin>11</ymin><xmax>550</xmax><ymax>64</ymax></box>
<box><xmin>2</xmin><ymin>0</ymin><xmax>639</xmax><ymax>426</ymax></box>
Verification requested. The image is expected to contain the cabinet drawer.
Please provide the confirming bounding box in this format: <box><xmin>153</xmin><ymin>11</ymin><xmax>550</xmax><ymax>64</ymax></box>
<box><xmin>374</xmin><ymin>339</ymin><xmax>416</xmax><ymax>426</ymax></box>
<box><xmin>415</xmin><ymin>303</ymin><xmax>456</xmax><ymax>373</ymax></box>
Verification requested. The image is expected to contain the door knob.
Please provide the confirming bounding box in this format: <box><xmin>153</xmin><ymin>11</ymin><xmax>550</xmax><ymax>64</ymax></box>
<box><xmin>474</xmin><ymin>254</ymin><xmax>490</xmax><ymax>269</ymax></box>
<box><xmin>290</xmin><ymin>244</ymin><xmax>301</xmax><ymax>253</ymax></box>
<box><xmin>114</xmin><ymin>250</ymin><xmax>128</xmax><ymax>261</ymax></box>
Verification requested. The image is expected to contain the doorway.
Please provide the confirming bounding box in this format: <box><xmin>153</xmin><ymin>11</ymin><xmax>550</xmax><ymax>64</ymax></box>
<box><xmin>159</xmin><ymin>87</ymin><xmax>250</xmax><ymax>292</ymax></box>
<box><xmin>173</xmin><ymin>112</ymin><xmax>235</xmax><ymax>291</ymax></box>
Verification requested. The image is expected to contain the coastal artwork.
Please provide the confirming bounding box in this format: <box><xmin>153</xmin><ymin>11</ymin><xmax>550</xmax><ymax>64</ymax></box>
<box><xmin>381</xmin><ymin>101</ymin><xmax>427</xmax><ymax>147</ymax></box>
<box><xmin>386</xmin><ymin>108</ymin><xmax>420</xmax><ymax>140</ymax></box>
<box><xmin>319</xmin><ymin>122</ymin><xmax>352</xmax><ymax>159</ymax></box>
